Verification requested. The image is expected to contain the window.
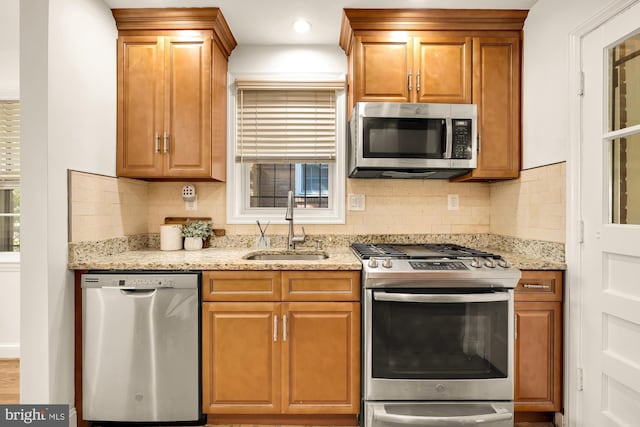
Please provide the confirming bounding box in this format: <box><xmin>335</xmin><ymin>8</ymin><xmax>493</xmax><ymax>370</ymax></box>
<box><xmin>228</xmin><ymin>80</ymin><xmax>346</xmax><ymax>224</ymax></box>
<box><xmin>0</xmin><ymin>100</ymin><xmax>20</xmax><ymax>253</ymax></box>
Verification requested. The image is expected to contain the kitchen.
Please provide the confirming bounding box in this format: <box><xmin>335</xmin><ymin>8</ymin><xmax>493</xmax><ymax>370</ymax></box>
<box><xmin>1</xmin><ymin>0</ymin><xmax>640</xmax><ymax>426</ymax></box>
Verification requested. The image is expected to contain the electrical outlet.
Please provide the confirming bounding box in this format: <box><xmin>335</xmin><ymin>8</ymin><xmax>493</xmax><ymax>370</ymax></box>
<box><xmin>182</xmin><ymin>184</ymin><xmax>196</xmax><ymax>202</ymax></box>
<box><xmin>447</xmin><ymin>194</ymin><xmax>459</xmax><ymax>211</ymax></box>
<box><xmin>348</xmin><ymin>194</ymin><xmax>365</xmax><ymax>211</ymax></box>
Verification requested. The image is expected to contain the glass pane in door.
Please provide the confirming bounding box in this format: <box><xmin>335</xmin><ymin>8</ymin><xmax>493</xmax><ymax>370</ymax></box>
<box><xmin>609</xmin><ymin>32</ymin><xmax>640</xmax><ymax>131</ymax></box>
<box><xmin>609</xmin><ymin>32</ymin><xmax>640</xmax><ymax>224</ymax></box>
<box><xmin>611</xmin><ymin>134</ymin><xmax>640</xmax><ymax>224</ymax></box>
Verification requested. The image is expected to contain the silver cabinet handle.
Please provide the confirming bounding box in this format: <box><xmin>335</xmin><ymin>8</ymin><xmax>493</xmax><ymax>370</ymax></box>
<box><xmin>273</xmin><ymin>315</ymin><xmax>278</xmax><ymax>342</ymax></box>
<box><xmin>514</xmin><ymin>312</ymin><xmax>518</xmax><ymax>340</ymax></box>
<box><xmin>522</xmin><ymin>283</ymin><xmax>551</xmax><ymax>289</ymax></box>
<box><xmin>374</xmin><ymin>291</ymin><xmax>510</xmax><ymax>304</ymax></box>
<box><xmin>408</xmin><ymin>72</ymin><xmax>413</xmax><ymax>92</ymax></box>
<box><xmin>154</xmin><ymin>132</ymin><xmax>160</xmax><ymax>153</ymax></box>
<box><xmin>416</xmin><ymin>70</ymin><xmax>421</xmax><ymax>93</ymax></box>
<box><xmin>163</xmin><ymin>132</ymin><xmax>169</xmax><ymax>153</ymax></box>
<box><xmin>283</xmin><ymin>314</ymin><xmax>287</xmax><ymax>341</ymax></box>
<box><xmin>373</xmin><ymin>406</ymin><xmax>513</xmax><ymax>426</ymax></box>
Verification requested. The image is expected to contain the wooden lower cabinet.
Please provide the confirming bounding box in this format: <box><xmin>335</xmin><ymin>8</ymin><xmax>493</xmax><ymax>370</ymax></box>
<box><xmin>202</xmin><ymin>271</ymin><xmax>360</xmax><ymax>417</ymax></box>
<box><xmin>514</xmin><ymin>270</ymin><xmax>563</xmax><ymax>413</ymax></box>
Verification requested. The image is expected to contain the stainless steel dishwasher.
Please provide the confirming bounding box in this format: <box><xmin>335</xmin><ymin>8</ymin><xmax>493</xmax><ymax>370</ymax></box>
<box><xmin>81</xmin><ymin>271</ymin><xmax>203</xmax><ymax>424</ymax></box>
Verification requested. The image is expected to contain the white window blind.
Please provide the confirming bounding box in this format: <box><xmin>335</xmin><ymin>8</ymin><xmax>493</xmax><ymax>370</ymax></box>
<box><xmin>236</xmin><ymin>81</ymin><xmax>342</xmax><ymax>163</ymax></box>
<box><xmin>0</xmin><ymin>101</ymin><xmax>20</xmax><ymax>189</ymax></box>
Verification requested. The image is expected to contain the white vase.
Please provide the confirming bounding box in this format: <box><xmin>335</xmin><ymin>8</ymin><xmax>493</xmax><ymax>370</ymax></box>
<box><xmin>184</xmin><ymin>237</ymin><xmax>203</xmax><ymax>251</ymax></box>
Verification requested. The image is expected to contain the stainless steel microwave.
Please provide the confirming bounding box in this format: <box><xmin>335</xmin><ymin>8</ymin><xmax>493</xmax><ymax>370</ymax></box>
<box><xmin>348</xmin><ymin>102</ymin><xmax>477</xmax><ymax>179</ymax></box>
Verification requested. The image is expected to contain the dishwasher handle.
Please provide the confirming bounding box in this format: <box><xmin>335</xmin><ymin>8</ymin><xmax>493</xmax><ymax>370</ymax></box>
<box><xmin>120</xmin><ymin>289</ymin><xmax>158</xmax><ymax>297</ymax></box>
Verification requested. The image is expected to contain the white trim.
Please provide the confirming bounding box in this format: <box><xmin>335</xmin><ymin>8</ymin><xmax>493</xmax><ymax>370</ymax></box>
<box><xmin>567</xmin><ymin>2</ymin><xmax>640</xmax><ymax>426</ymax></box>
<box><xmin>0</xmin><ymin>343</ymin><xmax>20</xmax><ymax>358</ymax></box>
<box><xmin>68</xmin><ymin>407</ymin><xmax>77</xmax><ymax>427</ymax></box>
<box><xmin>0</xmin><ymin>252</ymin><xmax>20</xmax><ymax>268</ymax></box>
<box><xmin>226</xmin><ymin>73</ymin><xmax>346</xmax><ymax>225</ymax></box>
<box><xmin>0</xmin><ymin>92</ymin><xmax>19</xmax><ymax>100</ymax></box>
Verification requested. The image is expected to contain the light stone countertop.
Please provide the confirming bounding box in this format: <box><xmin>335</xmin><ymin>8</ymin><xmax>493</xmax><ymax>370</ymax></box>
<box><xmin>68</xmin><ymin>246</ymin><xmax>363</xmax><ymax>271</ymax></box>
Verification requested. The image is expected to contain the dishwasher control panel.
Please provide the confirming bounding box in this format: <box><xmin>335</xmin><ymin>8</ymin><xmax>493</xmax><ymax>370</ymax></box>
<box><xmin>81</xmin><ymin>273</ymin><xmax>199</xmax><ymax>289</ymax></box>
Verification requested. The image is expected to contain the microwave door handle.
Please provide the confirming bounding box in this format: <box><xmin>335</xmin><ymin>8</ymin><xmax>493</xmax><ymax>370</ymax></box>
<box><xmin>444</xmin><ymin>117</ymin><xmax>453</xmax><ymax>159</ymax></box>
<box><xmin>373</xmin><ymin>291</ymin><xmax>510</xmax><ymax>304</ymax></box>
<box><xmin>373</xmin><ymin>405</ymin><xmax>513</xmax><ymax>426</ymax></box>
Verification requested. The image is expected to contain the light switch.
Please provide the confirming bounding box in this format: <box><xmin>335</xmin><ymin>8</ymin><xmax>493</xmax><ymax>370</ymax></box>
<box><xmin>348</xmin><ymin>194</ymin><xmax>365</xmax><ymax>211</ymax></box>
<box><xmin>448</xmin><ymin>194</ymin><xmax>459</xmax><ymax>211</ymax></box>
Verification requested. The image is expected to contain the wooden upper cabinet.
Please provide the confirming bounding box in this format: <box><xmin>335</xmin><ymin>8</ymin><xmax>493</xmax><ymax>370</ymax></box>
<box><xmin>355</xmin><ymin>36</ymin><xmax>412</xmax><ymax>103</ymax></box>
<box><xmin>457</xmin><ymin>36</ymin><xmax>521</xmax><ymax>180</ymax></box>
<box><xmin>117</xmin><ymin>36</ymin><xmax>164</xmax><ymax>176</ymax></box>
<box><xmin>340</xmin><ymin>9</ymin><xmax>526</xmax><ymax>180</ymax></box>
<box><xmin>353</xmin><ymin>34</ymin><xmax>471</xmax><ymax>106</ymax></box>
<box><xmin>113</xmin><ymin>8</ymin><xmax>237</xmax><ymax>180</ymax></box>
<box><xmin>413</xmin><ymin>35</ymin><xmax>472</xmax><ymax>104</ymax></box>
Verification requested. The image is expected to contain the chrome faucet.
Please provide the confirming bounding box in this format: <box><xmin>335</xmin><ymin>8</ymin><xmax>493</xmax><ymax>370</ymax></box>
<box><xmin>285</xmin><ymin>190</ymin><xmax>305</xmax><ymax>249</ymax></box>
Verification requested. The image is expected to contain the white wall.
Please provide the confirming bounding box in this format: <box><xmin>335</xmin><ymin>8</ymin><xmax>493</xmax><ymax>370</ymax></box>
<box><xmin>0</xmin><ymin>0</ymin><xmax>21</xmax><ymax>359</ymax></box>
<box><xmin>20</xmin><ymin>0</ymin><xmax>116</xmax><ymax>416</ymax></box>
<box><xmin>229</xmin><ymin>44</ymin><xmax>346</xmax><ymax>75</ymax></box>
<box><xmin>522</xmin><ymin>0</ymin><xmax>615</xmax><ymax>168</ymax></box>
<box><xmin>0</xmin><ymin>0</ymin><xmax>19</xmax><ymax>99</ymax></box>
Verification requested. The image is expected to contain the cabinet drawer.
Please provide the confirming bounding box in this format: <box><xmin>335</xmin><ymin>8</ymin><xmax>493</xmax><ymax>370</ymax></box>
<box><xmin>282</xmin><ymin>271</ymin><xmax>360</xmax><ymax>301</ymax></box>
<box><xmin>203</xmin><ymin>271</ymin><xmax>281</xmax><ymax>301</ymax></box>
<box><xmin>515</xmin><ymin>271</ymin><xmax>563</xmax><ymax>302</ymax></box>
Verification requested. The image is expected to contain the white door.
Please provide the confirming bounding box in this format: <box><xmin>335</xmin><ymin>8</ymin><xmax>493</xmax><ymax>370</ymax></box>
<box><xmin>581</xmin><ymin>2</ymin><xmax>640</xmax><ymax>426</ymax></box>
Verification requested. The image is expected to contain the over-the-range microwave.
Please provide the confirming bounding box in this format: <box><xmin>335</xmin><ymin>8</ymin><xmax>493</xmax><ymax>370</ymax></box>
<box><xmin>348</xmin><ymin>102</ymin><xmax>478</xmax><ymax>179</ymax></box>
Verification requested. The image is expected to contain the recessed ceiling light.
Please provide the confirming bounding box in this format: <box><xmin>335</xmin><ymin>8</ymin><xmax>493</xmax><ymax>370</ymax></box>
<box><xmin>293</xmin><ymin>19</ymin><xmax>311</xmax><ymax>34</ymax></box>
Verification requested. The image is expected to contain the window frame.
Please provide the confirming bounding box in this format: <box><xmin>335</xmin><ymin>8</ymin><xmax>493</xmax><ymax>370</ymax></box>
<box><xmin>0</xmin><ymin>98</ymin><xmax>20</xmax><ymax>261</ymax></box>
<box><xmin>226</xmin><ymin>75</ymin><xmax>346</xmax><ymax>225</ymax></box>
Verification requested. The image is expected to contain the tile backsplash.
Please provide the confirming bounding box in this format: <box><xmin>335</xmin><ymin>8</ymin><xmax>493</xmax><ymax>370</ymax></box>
<box><xmin>69</xmin><ymin>162</ymin><xmax>566</xmax><ymax>244</ymax></box>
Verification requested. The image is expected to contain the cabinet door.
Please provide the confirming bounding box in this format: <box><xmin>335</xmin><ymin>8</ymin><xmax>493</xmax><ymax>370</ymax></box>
<box><xmin>414</xmin><ymin>35</ymin><xmax>471</xmax><ymax>104</ymax></box>
<box><xmin>282</xmin><ymin>271</ymin><xmax>360</xmax><ymax>301</ymax></box>
<box><xmin>282</xmin><ymin>302</ymin><xmax>360</xmax><ymax>414</ymax></box>
<box><xmin>514</xmin><ymin>301</ymin><xmax>563</xmax><ymax>412</ymax></box>
<box><xmin>203</xmin><ymin>303</ymin><xmax>281</xmax><ymax>414</ymax></box>
<box><xmin>116</xmin><ymin>36</ymin><xmax>164</xmax><ymax>177</ymax></box>
<box><xmin>461</xmin><ymin>36</ymin><xmax>521</xmax><ymax>180</ymax></box>
<box><xmin>164</xmin><ymin>35</ymin><xmax>212</xmax><ymax>178</ymax></box>
<box><xmin>354</xmin><ymin>35</ymin><xmax>412</xmax><ymax>103</ymax></box>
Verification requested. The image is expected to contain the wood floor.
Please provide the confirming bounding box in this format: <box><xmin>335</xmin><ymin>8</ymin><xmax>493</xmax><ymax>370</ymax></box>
<box><xmin>0</xmin><ymin>358</ymin><xmax>20</xmax><ymax>404</ymax></box>
<box><xmin>1</xmin><ymin>359</ymin><xmax>556</xmax><ymax>427</ymax></box>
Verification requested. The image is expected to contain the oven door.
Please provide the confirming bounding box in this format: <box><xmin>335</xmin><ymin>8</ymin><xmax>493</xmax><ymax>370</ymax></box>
<box><xmin>364</xmin><ymin>288</ymin><xmax>514</xmax><ymax>401</ymax></box>
<box><xmin>365</xmin><ymin>401</ymin><xmax>514</xmax><ymax>427</ymax></box>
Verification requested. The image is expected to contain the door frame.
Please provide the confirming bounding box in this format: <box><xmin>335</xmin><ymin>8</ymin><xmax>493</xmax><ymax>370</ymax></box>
<box><xmin>567</xmin><ymin>1</ymin><xmax>639</xmax><ymax>426</ymax></box>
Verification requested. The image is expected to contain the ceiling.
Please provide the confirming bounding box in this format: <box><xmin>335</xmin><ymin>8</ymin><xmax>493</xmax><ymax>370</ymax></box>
<box><xmin>102</xmin><ymin>0</ymin><xmax>538</xmax><ymax>45</ymax></box>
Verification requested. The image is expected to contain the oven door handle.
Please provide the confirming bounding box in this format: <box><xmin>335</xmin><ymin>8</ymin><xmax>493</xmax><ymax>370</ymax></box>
<box><xmin>372</xmin><ymin>405</ymin><xmax>513</xmax><ymax>426</ymax></box>
<box><xmin>373</xmin><ymin>291</ymin><xmax>510</xmax><ymax>304</ymax></box>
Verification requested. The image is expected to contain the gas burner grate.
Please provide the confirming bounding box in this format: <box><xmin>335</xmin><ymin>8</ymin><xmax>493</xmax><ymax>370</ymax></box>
<box><xmin>350</xmin><ymin>243</ymin><xmax>408</xmax><ymax>259</ymax></box>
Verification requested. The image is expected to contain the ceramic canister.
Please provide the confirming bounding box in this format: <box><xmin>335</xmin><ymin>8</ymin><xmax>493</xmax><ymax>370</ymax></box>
<box><xmin>160</xmin><ymin>224</ymin><xmax>183</xmax><ymax>250</ymax></box>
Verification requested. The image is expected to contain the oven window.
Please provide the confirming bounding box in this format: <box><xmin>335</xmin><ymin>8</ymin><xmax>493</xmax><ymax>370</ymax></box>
<box><xmin>371</xmin><ymin>291</ymin><xmax>508</xmax><ymax>379</ymax></box>
<box><xmin>363</xmin><ymin>118</ymin><xmax>446</xmax><ymax>158</ymax></box>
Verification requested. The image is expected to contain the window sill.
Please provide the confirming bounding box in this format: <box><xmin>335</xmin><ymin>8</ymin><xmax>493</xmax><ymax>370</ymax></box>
<box><xmin>0</xmin><ymin>252</ymin><xmax>20</xmax><ymax>267</ymax></box>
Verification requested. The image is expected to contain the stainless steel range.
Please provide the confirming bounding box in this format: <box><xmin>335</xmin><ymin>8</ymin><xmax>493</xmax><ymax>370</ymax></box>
<box><xmin>351</xmin><ymin>243</ymin><xmax>521</xmax><ymax>427</ymax></box>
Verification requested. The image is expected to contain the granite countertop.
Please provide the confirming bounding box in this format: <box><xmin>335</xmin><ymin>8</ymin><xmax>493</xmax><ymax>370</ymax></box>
<box><xmin>68</xmin><ymin>246</ymin><xmax>363</xmax><ymax>271</ymax></box>
<box><xmin>483</xmin><ymin>248</ymin><xmax>566</xmax><ymax>271</ymax></box>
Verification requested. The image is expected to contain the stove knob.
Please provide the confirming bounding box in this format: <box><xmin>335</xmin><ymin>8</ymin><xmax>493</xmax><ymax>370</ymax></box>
<box><xmin>470</xmin><ymin>257</ymin><xmax>482</xmax><ymax>268</ymax></box>
<box><xmin>382</xmin><ymin>257</ymin><xmax>393</xmax><ymax>269</ymax></box>
<box><xmin>368</xmin><ymin>258</ymin><xmax>379</xmax><ymax>268</ymax></box>
<box><xmin>484</xmin><ymin>258</ymin><xmax>496</xmax><ymax>268</ymax></box>
<box><xmin>497</xmin><ymin>259</ymin><xmax>510</xmax><ymax>268</ymax></box>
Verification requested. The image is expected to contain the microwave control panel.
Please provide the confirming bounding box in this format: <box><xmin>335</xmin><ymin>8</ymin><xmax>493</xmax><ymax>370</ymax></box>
<box><xmin>451</xmin><ymin>119</ymin><xmax>473</xmax><ymax>159</ymax></box>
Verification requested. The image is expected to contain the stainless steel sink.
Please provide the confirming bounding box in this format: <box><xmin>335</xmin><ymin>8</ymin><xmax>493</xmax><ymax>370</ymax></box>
<box><xmin>244</xmin><ymin>252</ymin><xmax>328</xmax><ymax>261</ymax></box>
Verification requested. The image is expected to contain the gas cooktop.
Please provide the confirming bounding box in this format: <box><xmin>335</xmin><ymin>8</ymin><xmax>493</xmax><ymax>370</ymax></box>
<box><xmin>350</xmin><ymin>243</ymin><xmax>502</xmax><ymax>260</ymax></box>
<box><xmin>351</xmin><ymin>243</ymin><xmax>521</xmax><ymax>288</ymax></box>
